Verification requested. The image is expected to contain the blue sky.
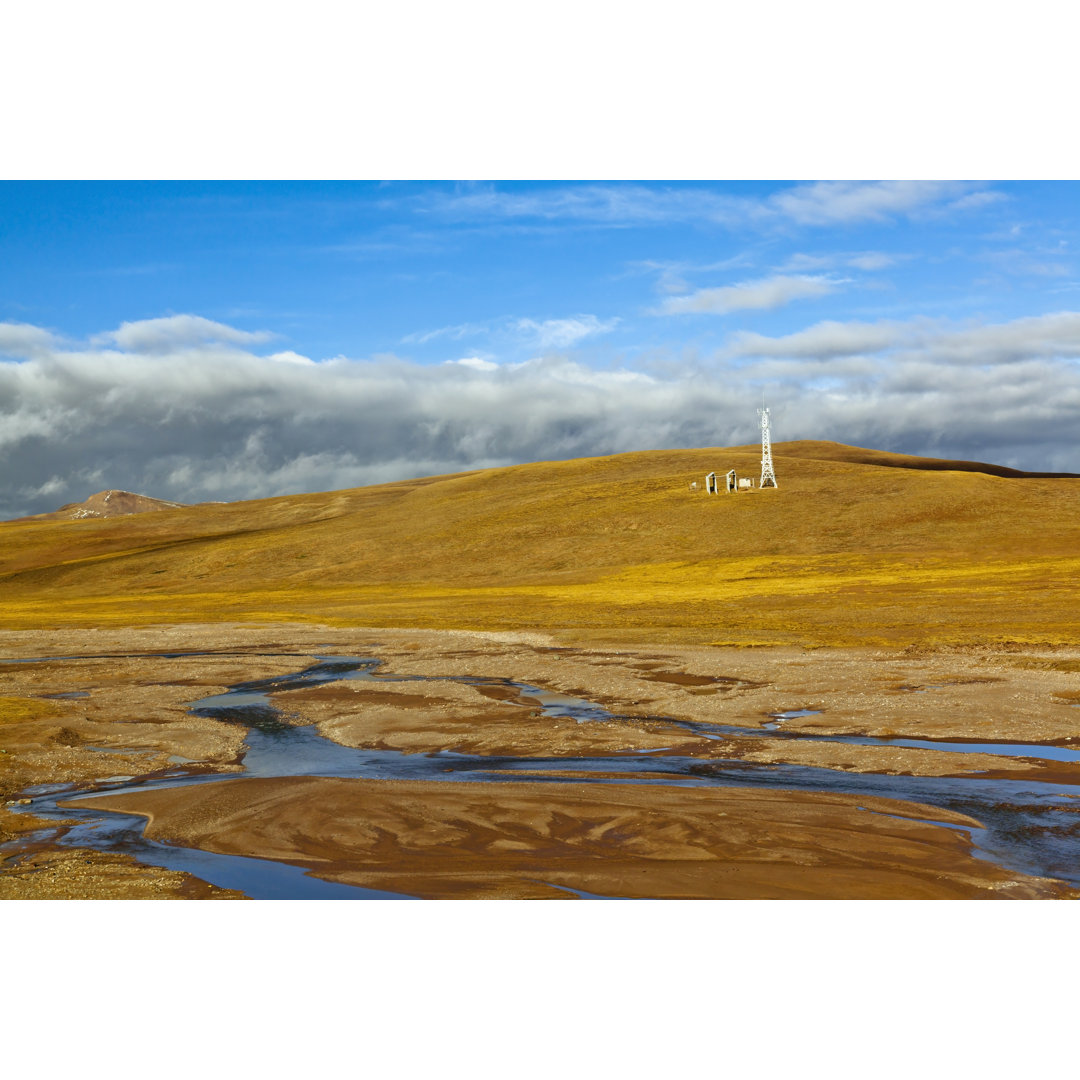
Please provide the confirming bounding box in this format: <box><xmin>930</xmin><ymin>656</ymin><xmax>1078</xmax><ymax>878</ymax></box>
<box><xmin>2</xmin><ymin>180</ymin><xmax>1080</xmax><ymax>517</ymax></box>
<box><xmin>5</xmin><ymin>180</ymin><xmax>1078</xmax><ymax>360</ymax></box>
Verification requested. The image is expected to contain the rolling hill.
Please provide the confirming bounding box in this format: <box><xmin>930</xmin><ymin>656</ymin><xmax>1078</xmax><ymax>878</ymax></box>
<box><xmin>2</xmin><ymin>441</ymin><xmax>1079</xmax><ymax>646</ymax></box>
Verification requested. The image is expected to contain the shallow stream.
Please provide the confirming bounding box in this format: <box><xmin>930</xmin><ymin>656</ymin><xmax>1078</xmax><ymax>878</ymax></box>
<box><xmin>7</xmin><ymin>652</ymin><xmax>1080</xmax><ymax>898</ymax></box>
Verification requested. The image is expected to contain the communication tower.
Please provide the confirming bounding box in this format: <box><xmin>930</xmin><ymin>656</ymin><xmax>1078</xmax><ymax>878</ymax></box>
<box><xmin>759</xmin><ymin>403</ymin><xmax>778</xmax><ymax>489</ymax></box>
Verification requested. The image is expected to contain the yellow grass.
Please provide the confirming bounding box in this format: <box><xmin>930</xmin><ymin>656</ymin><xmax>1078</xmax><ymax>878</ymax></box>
<box><xmin>0</xmin><ymin>697</ymin><xmax>65</xmax><ymax>724</ymax></box>
<box><xmin>2</xmin><ymin>441</ymin><xmax>1079</xmax><ymax>646</ymax></box>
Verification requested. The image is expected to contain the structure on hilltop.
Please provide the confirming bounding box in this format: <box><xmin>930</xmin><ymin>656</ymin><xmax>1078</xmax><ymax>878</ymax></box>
<box><xmin>759</xmin><ymin>405</ymin><xmax>778</xmax><ymax>489</ymax></box>
<box><xmin>700</xmin><ymin>402</ymin><xmax>778</xmax><ymax>494</ymax></box>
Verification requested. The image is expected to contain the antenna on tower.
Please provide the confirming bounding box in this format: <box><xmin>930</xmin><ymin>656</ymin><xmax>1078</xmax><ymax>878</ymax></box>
<box><xmin>758</xmin><ymin>397</ymin><xmax>778</xmax><ymax>489</ymax></box>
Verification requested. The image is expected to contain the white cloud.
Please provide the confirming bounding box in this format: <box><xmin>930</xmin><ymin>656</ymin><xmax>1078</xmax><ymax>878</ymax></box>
<box><xmin>728</xmin><ymin>320</ymin><xmax>902</xmax><ymax>359</ymax></box>
<box><xmin>724</xmin><ymin>311</ymin><xmax>1080</xmax><ymax>366</ymax></box>
<box><xmin>401</xmin><ymin>321</ymin><xmax>488</xmax><ymax>345</ymax></box>
<box><xmin>414</xmin><ymin>184</ymin><xmax>754</xmax><ymax>227</ymax></box>
<box><xmin>0</xmin><ymin>321</ymin><xmax>58</xmax><ymax>358</ymax></box>
<box><xmin>268</xmin><ymin>350</ymin><xmax>316</xmax><ymax>366</ymax></box>
<box><xmin>20</xmin><ymin>475</ymin><xmax>66</xmax><ymax>499</ymax></box>
<box><xmin>981</xmin><ymin>247</ymin><xmax>1072</xmax><ymax>278</ymax></box>
<box><xmin>782</xmin><ymin>251</ymin><xmax>901</xmax><ymax>273</ymax></box>
<box><xmin>659</xmin><ymin>275</ymin><xmax>838</xmax><ymax>315</ymax></box>
<box><xmin>847</xmin><ymin>252</ymin><xmax>899</xmax><ymax>271</ymax></box>
<box><xmin>917</xmin><ymin>311</ymin><xmax>1080</xmax><ymax>365</ymax></box>
<box><xmin>413</xmin><ymin>181</ymin><xmax>998</xmax><ymax>231</ymax></box>
<box><xmin>950</xmin><ymin>190</ymin><xmax>1009</xmax><ymax>213</ymax></box>
<box><xmin>779</xmin><ymin>253</ymin><xmax>834</xmax><ymax>272</ymax></box>
<box><xmin>404</xmin><ymin>314</ymin><xmax>619</xmax><ymax>351</ymax></box>
<box><xmin>445</xmin><ymin>356</ymin><xmax>499</xmax><ymax>371</ymax></box>
<box><xmin>767</xmin><ymin>181</ymin><xmax>978</xmax><ymax>226</ymax></box>
<box><xmin>515</xmin><ymin>315</ymin><xmax>619</xmax><ymax>348</ymax></box>
<box><xmin>632</xmin><ymin>254</ymin><xmax>758</xmax><ymax>296</ymax></box>
<box><xmin>95</xmin><ymin>314</ymin><xmax>275</xmax><ymax>353</ymax></box>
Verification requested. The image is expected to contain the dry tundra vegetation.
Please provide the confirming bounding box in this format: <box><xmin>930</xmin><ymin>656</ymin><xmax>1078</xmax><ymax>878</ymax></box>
<box><xmin>2</xmin><ymin>439</ymin><xmax>1080</xmax><ymax>645</ymax></box>
<box><xmin>3</xmin><ymin>440</ymin><xmax>1080</xmax><ymax>899</ymax></box>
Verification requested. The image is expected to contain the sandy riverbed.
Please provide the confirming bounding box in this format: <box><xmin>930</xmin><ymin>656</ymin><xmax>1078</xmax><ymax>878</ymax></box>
<box><xmin>3</xmin><ymin>623</ymin><xmax>1080</xmax><ymax>899</ymax></box>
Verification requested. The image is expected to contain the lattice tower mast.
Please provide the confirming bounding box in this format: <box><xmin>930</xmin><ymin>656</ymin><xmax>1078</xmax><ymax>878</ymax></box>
<box><xmin>759</xmin><ymin>404</ymin><xmax>778</xmax><ymax>488</ymax></box>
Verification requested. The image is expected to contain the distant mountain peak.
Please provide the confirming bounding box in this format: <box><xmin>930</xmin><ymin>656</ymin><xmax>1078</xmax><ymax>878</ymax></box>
<box><xmin>17</xmin><ymin>489</ymin><xmax>187</xmax><ymax>522</ymax></box>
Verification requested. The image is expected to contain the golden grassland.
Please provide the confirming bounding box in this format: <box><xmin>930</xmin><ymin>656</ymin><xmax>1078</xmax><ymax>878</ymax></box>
<box><xmin>3</xmin><ymin>441</ymin><xmax>1079</xmax><ymax>647</ymax></box>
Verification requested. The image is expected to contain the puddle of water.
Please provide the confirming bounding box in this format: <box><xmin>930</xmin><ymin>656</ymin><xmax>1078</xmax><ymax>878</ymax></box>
<box><xmin>22</xmin><ymin>800</ymin><xmax>414</xmax><ymax>900</ymax></box>
<box><xmin>191</xmin><ymin>690</ymin><xmax>273</xmax><ymax>710</ymax></box>
<box><xmin>684</xmin><ymin>716</ymin><xmax>1080</xmax><ymax>765</ymax></box>
<box><xmin>532</xmin><ymin>880</ymin><xmax>624</xmax><ymax>900</ymax></box>
<box><xmin>864</xmin><ymin>809</ymin><xmax>975</xmax><ymax>834</ymax></box>
<box><xmin>763</xmin><ymin>709</ymin><xmax>822</xmax><ymax>731</ymax></box>
<box><xmin>526</xmin><ymin>691</ymin><xmax>616</xmax><ymax>723</ymax></box>
<box><xmin>21</xmin><ymin>782</ymin><xmax>81</xmax><ymax>796</ymax></box>
<box><xmin>873</xmin><ymin>736</ymin><xmax>1080</xmax><ymax>762</ymax></box>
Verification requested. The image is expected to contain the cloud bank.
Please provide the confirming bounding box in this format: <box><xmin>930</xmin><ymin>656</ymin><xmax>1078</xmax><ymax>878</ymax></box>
<box><xmin>2</xmin><ymin>312</ymin><xmax>1079</xmax><ymax>519</ymax></box>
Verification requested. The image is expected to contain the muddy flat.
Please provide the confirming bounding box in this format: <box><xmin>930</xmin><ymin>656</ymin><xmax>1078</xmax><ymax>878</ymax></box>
<box><xmin>4</xmin><ymin>624</ymin><xmax>1080</xmax><ymax>899</ymax></box>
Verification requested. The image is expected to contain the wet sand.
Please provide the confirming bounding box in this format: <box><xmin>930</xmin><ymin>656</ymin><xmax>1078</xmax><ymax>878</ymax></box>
<box><xmin>67</xmin><ymin>776</ymin><xmax>1072</xmax><ymax>899</ymax></box>
<box><xmin>4</xmin><ymin>623</ymin><xmax>1080</xmax><ymax>899</ymax></box>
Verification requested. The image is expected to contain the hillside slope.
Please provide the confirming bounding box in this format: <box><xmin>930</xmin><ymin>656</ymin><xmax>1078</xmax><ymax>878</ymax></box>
<box><xmin>2</xmin><ymin>441</ymin><xmax>1079</xmax><ymax>646</ymax></box>
<box><xmin>773</xmin><ymin>441</ymin><xmax>1080</xmax><ymax>478</ymax></box>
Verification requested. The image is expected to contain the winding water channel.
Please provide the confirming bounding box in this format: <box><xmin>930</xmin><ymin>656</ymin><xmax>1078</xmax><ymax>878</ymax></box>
<box><xmin>7</xmin><ymin>652</ymin><xmax>1080</xmax><ymax>898</ymax></box>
